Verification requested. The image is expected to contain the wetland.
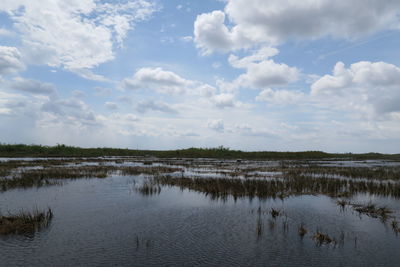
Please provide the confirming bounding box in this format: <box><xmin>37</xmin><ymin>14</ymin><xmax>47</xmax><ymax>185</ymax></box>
<box><xmin>0</xmin><ymin>155</ymin><xmax>399</xmax><ymax>266</ymax></box>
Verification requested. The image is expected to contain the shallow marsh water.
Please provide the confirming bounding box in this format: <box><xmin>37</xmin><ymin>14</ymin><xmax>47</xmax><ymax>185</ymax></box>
<box><xmin>0</xmin><ymin>158</ymin><xmax>399</xmax><ymax>266</ymax></box>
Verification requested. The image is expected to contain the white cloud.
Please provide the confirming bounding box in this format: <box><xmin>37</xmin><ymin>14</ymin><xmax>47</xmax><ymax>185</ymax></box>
<box><xmin>42</xmin><ymin>97</ymin><xmax>97</xmax><ymax>124</ymax></box>
<box><xmin>212</xmin><ymin>62</ymin><xmax>221</xmax><ymax>69</ymax></box>
<box><xmin>207</xmin><ymin>119</ymin><xmax>224</xmax><ymax>132</ymax></box>
<box><xmin>123</xmin><ymin>67</ymin><xmax>193</xmax><ymax>94</ymax></box>
<box><xmin>0</xmin><ymin>28</ymin><xmax>12</xmax><ymax>36</ymax></box>
<box><xmin>180</xmin><ymin>36</ymin><xmax>193</xmax><ymax>42</ymax></box>
<box><xmin>227</xmin><ymin>48</ymin><xmax>299</xmax><ymax>89</ymax></box>
<box><xmin>0</xmin><ymin>0</ymin><xmax>158</xmax><ymax>69</ymax></box>
<box><xmin>194</xmin><ymin>0</ymin><xmax>400</xmax><ymax>54</ymax></box>
<box><xmin>105</xmin><ymin>102</ymin><xmax>118</xmax><ymax>110</ymax></box>
<box><xmin>233</xmin><ymin>60</ymin><xmax>299</xmax><ymax>89</ymax></box>
<box><xmin>311</xmin><ymin>61</ymin><xmax>400</xmax><ymax>116</ymax></box>
<box><xmin>93</xmin><ymin>86</ymin><xmax>112</xmax><ymax>96</ymax></box>
<box><xmin>196</xmin><ymin>84</ymin><xmax>217</xmax><ymax>98</ymax></box>
<box><xmin>72</xmin><ymin>90</ymin><xmax>86</xmax><ymax>98</ymax></box>
<box><xmin>228</xmin><ymin>47</ymin><xmax>279</xmax><ymax>68</ymax></box>
<box><xmin>117</xmin><ymin>96</ymin><xmax>133</xmax><ymax>104</ymax></box>
<box><xmin>69</xmin><ymin>68</ymin><xmax>110</xmax><ymax>83</ymax></box>
<box><xmin>212</xmin><ymin>93</ymin><xmax>235</xmax><ymax>108</ymax></box>
<box><xmin>194</xmin><ymin>10</ymin><xmax>252</xmax><ymax>55</ymax></box>
<box><xmin>0</xmin><ymin>46</ymin><xmax>25</xmax><ymax>75</ymax></box>
<box><xmin>136</xmin><ymin>100</ymin><xmax>177</xmax><ymax>114</ymax></box>
<box><xmin>256</xmin><ymin>88</ymin><xmax>304</xmax><ymax>105</ymax></box>
<box><xmin>9</xmin><ymin>77</ymin><xmax>57</xmax><ymax>95</ymax></box>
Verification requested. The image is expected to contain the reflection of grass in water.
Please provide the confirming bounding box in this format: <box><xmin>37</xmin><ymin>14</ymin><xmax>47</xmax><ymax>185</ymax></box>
<box><xmin>256</xmin><ymin>217</ymin><xmax>263</xmax><ymax>238</ymax></box>
<box><xmin>391</xmin><ymin>220</ymin><xmax>400</xmax><ymax>235</ymax></box>
<box><xmin>0</xmin><ymin>209</ymin><xmax>53</xmax><ymax>236</ymax></box>
<box><xmin>136</xmin><ymin>178</ymin><xmax>161</xmax><ymax>195</ymax></box>
<box><xmin>134</xmin><ymin>235</ymin><xmax>153</xmax><ymax>250</ymax></box>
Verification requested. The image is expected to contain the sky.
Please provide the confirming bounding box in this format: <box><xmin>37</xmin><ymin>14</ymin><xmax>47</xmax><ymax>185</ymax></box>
<box><xmin>0</xmin><ymin>0</ymin><xmax>400</xmax><ymax>153</ymax></box>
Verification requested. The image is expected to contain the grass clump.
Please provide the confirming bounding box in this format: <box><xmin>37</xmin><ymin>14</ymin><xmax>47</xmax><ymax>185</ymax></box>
<box><xmin>351</xmin><ymin>202</ymin><xmax>393</xmax><ymax>221</ymax></box>
<box><xmin>298</xmin><ymin>224</ymin><xmax>308</xmax><ymax>237</ymax></box>
<box><xmin>0</xmin><ymin>209</ymin><xmax>53</xmax><ymax>235</ymax></box>
<box><xmin>270</xmin><ymin>208</ymin><xmax>282</xmax><ymax>219</ymax></box>
<box><xmin>312</xmin><ymin>231</ymin><xmax>335</xmax><ymax>246</ymax></box>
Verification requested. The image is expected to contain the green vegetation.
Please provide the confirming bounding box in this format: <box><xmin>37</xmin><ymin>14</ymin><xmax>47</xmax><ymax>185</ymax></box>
<box><xmin>1</xmin><ymin>143</ymin><xmax>399</xmax><ymax>160</ymax></box>
<box><xmin>0</xmin><ymin>209</ymin><xmax>53</xmax><ymax>235</ymax></box>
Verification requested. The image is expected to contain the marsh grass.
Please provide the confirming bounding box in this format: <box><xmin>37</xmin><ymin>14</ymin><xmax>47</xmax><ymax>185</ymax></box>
<box><xmin>0</xmin><ymin>209</ymin><xmax>53</xmax><ymax>235</ymax></box>
<box><xmin>270</xmin><ymin>208</ymin><xmax>282</xmax><ymax>219</ymax></box>
<box><xmin>391</xmin><ymin>220</ymin><xmax>400</xmax><ymax>235</ymax></box>
<box><xmin>298</xmin><ymin>224</ymin><xmax>307</xmax><ymax>237</ymax></box>
<box><xmin>256</xmin><ymin>217</ymin><xmax>263</xmax><ymax>238</ymax></box>
<box><xmin>136</xmin><ymin>178</ymin><xmax>161</xmax><ymax>195</ymax></box>
<box><xmin>0</xmin><ymin>165</ymin><xmax>183</xmax><ymax>191</ymax></box>
<box><xmin>336</xmin><ymin>199</ymin><xmax>350</xmax><ymax>211</ymax></box>
<box><xmin>152</xmin><ymin>175</ymin><xmax>400</xmax><ymax>201</ymax></box>
<box><xmin>284</xmin><ymin>165</ymin><xmax>400</xmax><ymax>181</ymax></box>
<box><xmin>312</xmin><ymin>231</ymin><xmax>336</xmax><ymax>246</ymax></box>
<box><xmin>351</xmin><ymin>203</ymin><xmax>393</xmax><ymax>221</ymax></box>
<box><xmin>134</xmin><ymin>235</ymin><xmax>153</xmax><ymax>250</ymax></box>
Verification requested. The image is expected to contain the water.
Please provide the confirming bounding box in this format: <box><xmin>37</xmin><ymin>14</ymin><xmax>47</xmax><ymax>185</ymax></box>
<box><xmin>1</xmin><ymin>159</ymin><xmax>399</xmax><ymax>266</ymax></box>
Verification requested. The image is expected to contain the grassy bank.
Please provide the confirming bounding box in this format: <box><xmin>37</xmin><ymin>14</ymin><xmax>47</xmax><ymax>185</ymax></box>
<box><xmin>1</xmin><ymin>144</ymin><xmax>399</xmax><ymax>160</ymax></box>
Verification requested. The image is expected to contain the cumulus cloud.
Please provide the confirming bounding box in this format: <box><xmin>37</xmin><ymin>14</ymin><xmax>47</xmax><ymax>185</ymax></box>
<box><xmin>0</xmin><ymin>0</ymin><xmax>158</xmax><ymax>70</ymax></box>
<box><xmin>256</xmin><ymin>88</ymin><xmax>304</xmax><ymax>105</ymax></box>
<box><xmin>194</xmin><ymin>10</ymin><xmax>252</xmax><ymax>55</ymax></box>
<box><xmin>207</xmin><ymin>119</ymin><xmax>224</xmax><ymax>132</ymax></box>
<box><xmin>211</xmin><ymin>93</ymin><xmax>235</xmax><ymax>108</ymax></box>
<box><xmin>228</xmin><ymin>49</ymin><xmax>299</xmax><ymax>89</ymax></box>
<box><xmin>9</xmin><ymin>77</ymin><xmax>57</xmax><ymax>95</ymax></box>
<box><xmin>0</xmin><ymin>46</ymin><xmax>25</xmax><ymax>75</ymax></box>
<box><xmin>228</xmin><ymin>47</ymin><xmax>279</xmax><ymax>68</ymax></box>
<box><xmin>136</xmin><ymin>100</ymin><xmax>177</xmax><ymax>114</ymax></box>
<box><xmin>311</xmin><ymin>61</ymin><xmax>400</xmax><ymax>115</ymax></box>
<box><xmin>236</xmin><ymin>60</ymin><xmax>299</xmax><ymax>89</ymax></box>
<box><xmin>123</xmin><ymin>67</ymin><xmax>192</xmax><ymax>94</ymax></box>
<box><xmin>194</xmin><ymin>0</ymin><xmax>400</xmax><ymax>53</ymax></box>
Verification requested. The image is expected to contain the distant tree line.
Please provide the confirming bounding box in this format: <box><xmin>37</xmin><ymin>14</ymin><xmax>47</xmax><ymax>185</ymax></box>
<box><xmin>0</xmin><ymin>143</ymin><xmax>398</xmax><ymax>160</ymax></box>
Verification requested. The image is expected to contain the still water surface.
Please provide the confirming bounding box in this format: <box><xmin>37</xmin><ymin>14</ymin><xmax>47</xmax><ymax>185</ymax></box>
<box><xmin>0</xmin><ymin>159</ymin><xmax>399</xmax><ymax>266</ymax></box>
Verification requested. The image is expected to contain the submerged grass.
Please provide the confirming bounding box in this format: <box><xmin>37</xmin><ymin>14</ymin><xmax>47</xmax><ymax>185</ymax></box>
<box><xmin>0</xmin><ymin>209</ymin><xmax>53</xmax><ymax>235</ymax></box>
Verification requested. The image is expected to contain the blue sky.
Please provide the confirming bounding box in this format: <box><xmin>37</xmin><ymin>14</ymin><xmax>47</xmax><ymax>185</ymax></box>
<box><xmin>0</xmin><ymin>0</ymin><xmax>400</xmax><ymax>153</ymax></box>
